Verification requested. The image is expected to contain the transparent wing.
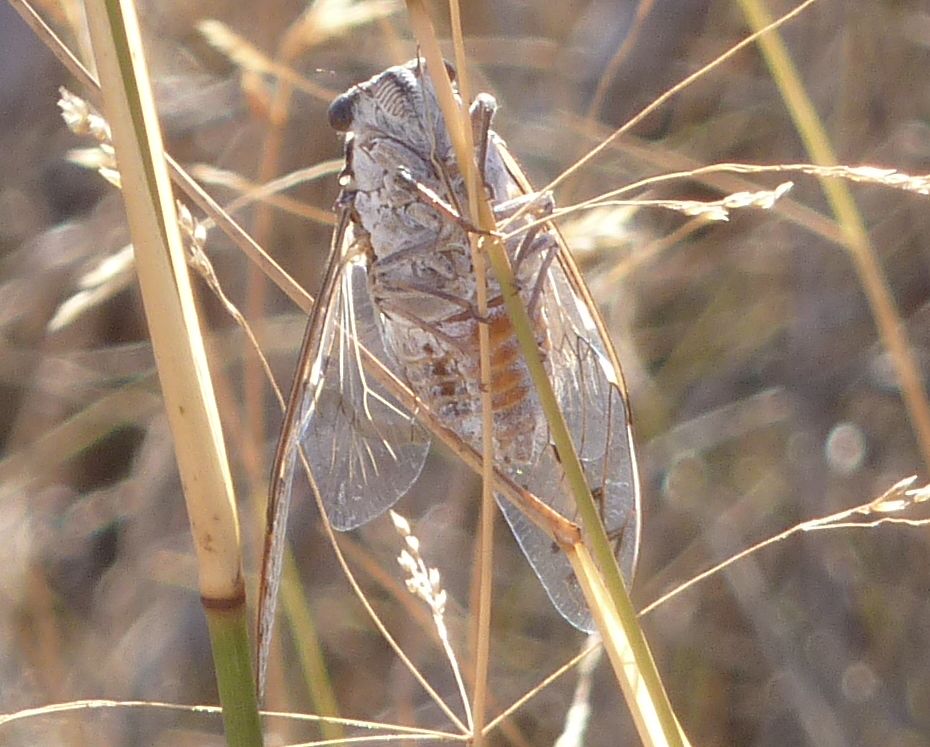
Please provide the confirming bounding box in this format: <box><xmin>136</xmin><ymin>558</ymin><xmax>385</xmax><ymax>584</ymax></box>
<box><xmin>296</xmin><ymin>249</ymin><xmax>431</xmax><ymax>530</ymax></box>
<box><xmin>258</xmin><ymin>217</ymin><xmax>429</xmax><ymax>696</ymax></box>
<box><xmin>496</xmin><ymin>234</ymin><xmax>641</xmax><ymax>633</ymax></box>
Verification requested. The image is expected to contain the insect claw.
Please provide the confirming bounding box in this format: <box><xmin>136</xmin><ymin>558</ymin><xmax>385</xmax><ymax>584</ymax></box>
<box><xmin>535</xmin><ymin>191</ymin><xmax>556</xmax><ymax>215</ymax></box>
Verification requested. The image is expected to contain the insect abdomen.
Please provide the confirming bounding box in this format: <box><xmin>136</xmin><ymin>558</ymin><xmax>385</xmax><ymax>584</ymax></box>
<box><xmin>384</xmin><ymin>299</ymin><xmax>547</xmax><ymax>469</ymax></box>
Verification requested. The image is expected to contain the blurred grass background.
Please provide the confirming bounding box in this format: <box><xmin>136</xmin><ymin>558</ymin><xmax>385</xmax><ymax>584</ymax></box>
<box><xmin>3</xmin><ymin>0</ymin><xmax>930</xmax><ymax>744</ymax></box>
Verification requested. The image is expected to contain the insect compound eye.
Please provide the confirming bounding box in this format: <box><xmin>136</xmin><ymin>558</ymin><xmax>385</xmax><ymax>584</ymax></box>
<box><xmin>328</xmin><ymin>92</ymin><xmax>355</xmax><ymax>132</ymax></box>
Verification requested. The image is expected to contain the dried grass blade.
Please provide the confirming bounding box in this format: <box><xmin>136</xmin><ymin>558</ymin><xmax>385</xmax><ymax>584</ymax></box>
<box><xmin>82</xmin><ymin>0</ymin><xmax>260</xmax><ymax>743</ymax></box>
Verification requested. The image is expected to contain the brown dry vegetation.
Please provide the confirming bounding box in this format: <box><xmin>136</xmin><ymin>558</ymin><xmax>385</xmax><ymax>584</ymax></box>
<box><xmin>2</xmin><ymin>1</ymin><xmax>930</xmax><ymax>745</ymax></box>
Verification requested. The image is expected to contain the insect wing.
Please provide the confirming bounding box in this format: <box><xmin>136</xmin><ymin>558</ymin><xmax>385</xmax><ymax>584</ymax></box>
<box><xmin>298</xmin><ymin>240</ymin><xmax>431</xmax><ymax>531</ymax></box>
<box><xmin>258</xmin><ymin>213</ymin><xmax>430</xmax><ymax>696</ymax></box>
<box><xmin>493</xmin><ymin>153</ymin><xmax>641</xmax><ymax>632</ymax></box>
<box><xmin>494</xmin><ymin>253</ymin><xmax>640</xmax><ymax>631</ymax></box>
<box><xmin>549</xmin><ymin>255</ymin><xmax>641</xmax><ymax>582</ymax></box>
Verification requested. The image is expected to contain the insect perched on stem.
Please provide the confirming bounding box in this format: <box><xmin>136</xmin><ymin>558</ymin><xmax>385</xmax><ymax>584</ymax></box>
<box><xmin>257</xmin><ymin>58</ymin><xmax>641</xmax><ymax>694</ymax></box>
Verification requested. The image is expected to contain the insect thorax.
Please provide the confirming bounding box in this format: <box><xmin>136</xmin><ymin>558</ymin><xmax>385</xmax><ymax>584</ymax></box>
<box><xmin>362</xmin><ymin>192</ymin><xmax>551</xmax><ymax>470</ymax></box>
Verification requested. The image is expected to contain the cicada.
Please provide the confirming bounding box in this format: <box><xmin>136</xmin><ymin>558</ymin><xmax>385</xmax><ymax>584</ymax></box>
<box><xmin>258</xmin><ymin>58</ymin><xmax>640</xmax><ymax>691</ymax></box>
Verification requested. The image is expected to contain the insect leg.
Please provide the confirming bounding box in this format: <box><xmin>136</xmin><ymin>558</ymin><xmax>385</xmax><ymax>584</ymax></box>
<box><xmin>394</xmin><ymin>166</ymin><xmax>488</xmax><ymax>235</ymax></box>
<box><xmin>372</xmin><ymin>301</ymin><xmax>471</xmax><ymax>351</ymax></box>
<box><xmin>373</xmin><ymin>278</ymin><xmax>481</xmax><ymax>314</ymax></box>
<box><xmin>469</xmin><ymin>93</ymin><xmax>497</xmax><ymax>191</ymax></box>
<box><xmin>512</xmin><ymin>212</ymin><xmax>556</xmax><ymax>269</ymax></box>
<box><xmin>524</xmin><ymin>234</ymin><xmax>561</xmax><ymax>316</ymax></box>
<box><xmin>493</xmin><ymin>190</ymin><xmax>556</xmax><ymax>222</ymax></box>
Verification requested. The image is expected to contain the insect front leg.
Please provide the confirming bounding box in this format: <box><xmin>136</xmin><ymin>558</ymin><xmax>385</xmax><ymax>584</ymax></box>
<box><xmin>469</xmin><ymin>93</ymin><xmax>498</xmax><ymax>192</ymax></box>
<box><xmin>467</xmin><ymin>94</ymin><xmax>556</xmax><ymax>223</ymax></box>
<box><xmin>393</xmin><ymin>166</ymin><xmax>488</xmax><ymax>235</ymax></box>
